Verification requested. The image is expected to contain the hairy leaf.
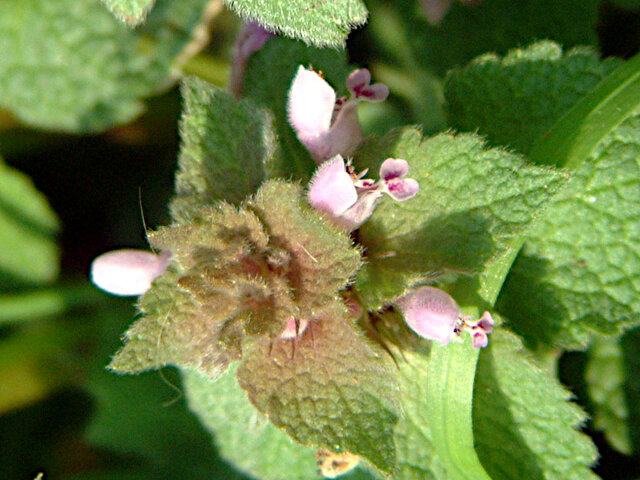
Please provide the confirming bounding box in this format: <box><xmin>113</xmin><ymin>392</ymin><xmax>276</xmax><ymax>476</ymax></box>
<box><xmin>243</xmin><ymin>37</ymin><xmax>350</xmax><ymax>180</ymax></box>
<box><xmin>390</xmin><ymin>0</ymin><xmax>599</xmax><ymax>76</ymax></box>
<box><xmin>237</xmin><ymin>314</ymin><xmax>399</xmax><ymax>473</ymax></box>
<box><xmin>474</xmin><ymin>330</ymin><xmax>599</xmax><ymax>480</ymax></box>
<box><xmin>101</xmin><ymin>0</ymin><xmax>156</xmax><ymax>25</ymax></box>
<box><xmin>184</xmin><ymin>365</ymin><xmax>320</xmax><ymax>480</ymax></box>
<box><xmin>445</xmin><ymin>41</ymin><xmax>620</xmax><ymax>154</ymax></box>
<box><xmin>224</xmin><ymin>0</ymin><xmax>367</xmax><ymax>48</ymax></box>
<box><xmin>354</xmin><ymin>128</ymin><xmax>567</xmax><ymax>309</ymax></box>
<box><xmin>585</xmin><ymin>336</ymin><xmax>631</xmax><ymax>455</ymax></box>
<box><xmin>170</xmin><ymin>77</ymin><xmax>275</xmax><ymax>223</ymax></box>
<box><xmin>0</xmin><ymin>158</ymin><xmax>59</xmax><ymax>286</ymax></box>
<box><xmin>0</xmin><ymin>0</ymin><xmax>210</xmax><ymax>132</ymax></box>
<box><xmin>499</xmin><ymin>113</ymin><xmax>640</xmax><ymax>348</ymax></box>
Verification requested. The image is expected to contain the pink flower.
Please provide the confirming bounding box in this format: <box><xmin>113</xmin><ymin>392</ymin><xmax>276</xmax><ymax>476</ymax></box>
<box><xmin>396</xmin><ymin>286</ymin><xmax>494</xmax><ymax>348</ymax></box>
<box><xmin>90</xmin><ymin>249</ymin><xmax>171</xmax><ymax>296</ymax></box>
<box><xmin>229</xmin><ymin>21</ymin><xmax>274</xmax><ymax>97</ymax></box>
<box><xmin>419</xmin><ymin>0</ymin><xmax>482</xmax><ymax>26</ymax></box>
<box><xmin>280</xmin><ymin>317</ymin><xmax>309</xmax><ymax>339</ymax></box>
<box><xmin>288</xmin><ymin>66</ymin><xmax>389</xmax><ymax>163</ymax></box>
<box><xmin>308</xmin><ymin>155</ymin><xmax>419</xmax><ymax>230</ymax></box>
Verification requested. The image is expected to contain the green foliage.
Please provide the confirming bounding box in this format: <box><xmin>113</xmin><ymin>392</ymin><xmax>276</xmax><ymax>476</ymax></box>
<box><xmin>445</xmin><ymin>41</ymin><xmax>621</xmax><ymax>153</ymax></box>
<box><xmin>100</xmin><ymin>0</ymin><xmax>156</xmax><ymax>25</ymax></box>
<box><xmin>185</xmin><ymin>364</ymin><xmax>322</xmax><ymax>480</ymax></box>
<box><xmin>0</xmin><ymin>0</ymin><xmax>210</xmax><ymax>132</ymax></box>
<box><xmin>621</xmin><ymin>327</ymin><xmax>640</xmax><ymax>454</ymax></box>
<box><xmin>110</xmin><ymin>181</ymin><xmax>361</xmax><ymax>378</ymax></box>
<box><xmin>389</xmin><ymin>0</ymin><xmax>600</xmax><ymax>76</ymax></box>
<box><xmin>0</xmin><ymin>158</ymin><xmax>58</xmax><ymax>286</ymax></box>
<box><xmin>499</xmin><ymin>113</ymin><xmax>640</xmax><ymax>348</ymax></box>
<box><xmin>170</xmin><ymin>77</ymin><xmax>275</xmax><ymax>223</ymax></box>
<box><xmin>238</xmin><ymin>314</ymin><xmax>399</xmax><ymax>473</ymax></box>
<box><xmin>474</xmin><ymin>330</ymin><xmax>598</xmax><ymax>480</ymax></box>
<box><xmin>586</xmin><ymin>337</ymin><xmax>632</xmax><ymax>455</ymax></box>
<box><xmin>243</xmin><ymin>37</ymin><xmax>350</xmax><ymax>181</ymax></box>
<box><xmin>224</xmin><ymin>0</ymin><xmax>367</xmax><ymax>48</ymax></box>
<box><xmin>353</xmin><ymin>128</ymin><xmax>567</xmax><ymax>309</ymax></box>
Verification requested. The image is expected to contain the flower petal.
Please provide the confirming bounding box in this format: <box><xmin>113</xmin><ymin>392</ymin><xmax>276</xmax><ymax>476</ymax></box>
<box><xmin>90</xmin><ymin>249</ymin><xmax>170</xmax><ymax>296</ymax></box>
<box><xmin>287</xmin><ymin>66</ymin><xmax>335</xmax><ymax>142</ymax></box>
<box><xmin>386</xmin><ymin>178</ymin><xmax>420</xmax><ymax>201</ymax></box>
<box><xmin>380</xmin><ymin>158</ymin><xmax>409</xmax><ymax>181</ymax></box>
<box><xmin>336</xmin><ymin>190</ymin><xmax>383</xmax><ymax>230</ymax></box>
<box><xmin>308</xmin><ymin>156</ymin><xmax>358</xmax><ymax>217</ymax></box>
<box><xmin>419</xmin><ymin>0</ymin><xmax>453</xmax><ymax>25</ymax></box>
<box><xmin>229</xmin><ymin>21</ymin><xmax>273</xmax><ymax>97</ymax></box>
<box><xmin>346</xmin><ymin>69</ymin><xmax>372</xmax><ymax>95</ymax></box>
<box><xmin>396</xmin><ymin>286</ymin><xmax>460</xmax><ymax>345</ymax></box>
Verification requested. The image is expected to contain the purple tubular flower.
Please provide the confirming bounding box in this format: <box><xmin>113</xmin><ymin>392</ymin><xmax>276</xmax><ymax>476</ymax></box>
<box><xmin>396</xmin><ymin>287</ymin><xmax>495</xmax><ymax>348</ymax></box>
<box><xmin>229</xmin><ymin>21</ymin><xmax>274</xmax><ymax>97</ymax></box>
<box><xmin>90</xmin><ymin>249</ymin><xmax>171</xmax><ymax>296</ymax></box>
<box><xmin>287</xmin><ymin>66</ymin><xmax>389</xmax><ymax>163</ymax></box>
<box><xmin>396</xmin><ymin>286</ymin><xmax>460</xmax><ymax>345</ymax></box>
<box><xmin>307</xmin><ymin>156</ymin><xmax>419</xmax><ymax>231</ymax></box>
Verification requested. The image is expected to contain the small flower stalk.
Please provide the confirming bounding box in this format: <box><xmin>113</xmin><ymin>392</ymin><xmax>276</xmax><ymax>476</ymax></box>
<box><xmin>307</xmin><ymin>155</ymin><xmax>419</xmax><ymax>230</ymax></box>
<box><xmin>288</xmin><ymin>66</ymin><xmax>389</xmax><ymax>163</ymax></box>
<box><xmin>396</xmin><ymin>286</ymin><xmax>494</xmax><ymax>348</ymax></box>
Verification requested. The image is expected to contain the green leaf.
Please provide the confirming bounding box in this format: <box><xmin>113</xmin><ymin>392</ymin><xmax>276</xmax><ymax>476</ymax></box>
<box><xmin>621</xmin><ymin>326</ymin><xmax>640</xmax><ymax>453</ymax></box>
<box><xmin>170</xmin><ymin>77</ymin><xmax>275</xmax><ymax>223</ymax></box>
<box><xmin>243</xmin><ymin>37</ymin><xmax>350</xmax><ymax>181</ymax></box>
<box><xmin>101</xmin><ymin>0</ymin><xmax>156</xmax><ymax>25</ymax></box>
<box><xmin>184</xmin><ymin>365</ymin><xmax>319</xmax><ymax>480</ymax></box>
<box><xmin>236</xmin><ymin>314</ymin><xmax>399</xmax><ymax>473</ymax></box>
<box><xmin>353</xmin><ymin>128</ymin><xmax>567</xmax><ymax>309</ymax></box>
<box><xmin>388</xmin><ymin>0</ymin><xmax>599</xmax><ymax>76</ymax></box>
<box><xmin>585</xmin><ymin>336</ymin><xmax>632</xmax><ymax>455</ymax></box>
<box><xmin>0</xmin><ymin>0</ymin><xmax>210</xmax><ymax>132</ymax></box>
<box><xmin>499</xmin><ymin>111</ymin><xmax>640</xmax><ymax>348</ymax></box>
<box><xmin>445</xmin><ymin>41</ymin><xmax>621</xmax><ymax>154</ymax></box>
<box><xmin>223</xmin><ymin>0</ymin><xmax>367</xmax><ymax>48</ymax></box>
<box><xmin>0</xmin><ymin>158</ymin><xmax>59</xmax><ymax>286</ymax></box>
<box><xmin>473</xmin><ymin>330</ymin><xmax>599</xmax><ymax>480</ymax></box>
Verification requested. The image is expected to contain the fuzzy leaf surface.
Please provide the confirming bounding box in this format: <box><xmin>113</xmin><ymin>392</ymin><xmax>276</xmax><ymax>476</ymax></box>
<box><xmin>473</xmin><ymin>330</ymin><xmax>599</xmax><ymax>480</ymax></box>
<box><xmin>499</xmin><ymin>113</ymin><xmax>640</xmax><ymax>348</ymax></box>
<box><xmin>184</xmin><ymin>365</ymin><xmax>320</xmax><ymax>480</ymax></box>
<box><xmin>585</xmin><ymin>336</ymin><xmax>632</xmax><ymax>455</ymax></box>
<box><xmin>101</xmin><ymin>0</ymin><xmax>156</xmax><ymax>25</ymax></box>
<box><xmin>237</xmin><ymin>314</ymin><xmax>399</xmax><ymax>473</ymax></box>
<box><xmin>0</xmin><ymin>0</ymin><xmax>209</xmax><ymax>132</ymax></box>
<box><xmin>354</xmin><ymin>128</ymin><xmax>567</xmax><ymax>309</ymax></box>
<box><xmin>0</xmin><ymin>159</ymin><xmax>59</xmax><ymax>286</ymax></box>
<box><xmin>170</xmin><ymin>77</ymin><xmax>275</xmax><ymax>223</ymax></box>
<box><xmin>223</xmin><ymin>0</ymin><xmax>367</xmax><ymax>48</ymax></box>
<box><xmin>389</xmin><ymin>0</ymin><xmax>599</xmax><ymax>76</ymax></box>
<box><xmin>445</xmin><ymin>41</ymin><xmax>620</xmax><ymax>154</ymax></box>
<box><xmin>243</xmin><ymin>38</ymin><xmax>350</xmax><ymax>181</ymax></box>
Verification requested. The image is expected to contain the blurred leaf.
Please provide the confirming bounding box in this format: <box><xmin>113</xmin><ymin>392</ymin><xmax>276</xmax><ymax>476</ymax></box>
<box><xmin>390</xmin><ymin>0</ymin><xmax>599</xmax><ymax>76</ymax></box>
<box><xmin>224</xmin><ymin>0</ymin><xmax>367</xmax><ymax>47</ymax></box>
<box><xmin>0</xmin><ymin>158</ymin><xmax>58</xmax><ymax>286</ymax></box>
<box><xmin>585</xmin><ymin>336</ymin><xmax>631</xmax><ymax>455</ymax></box>
<box><xmin>243</xmin><ymin>37</ymin><xmax>350</xmax><ymax>181</ymax></box>
<box><xmin>237</xmin><ymin>314</ymin><xmax>399</xmax><ymax>473</ymax></box>
<box><xmin>170</xmin><ymin>77</ymin><xmax>275</xmax><ymax>223</ymax></box>
<box><xmin>474</xmin><ymin>330</ymin><xmax>599</xmax><ymax>480</ymax></box>
<box><xmin>354</xmin><ymin>128</ymin><xmax>567</xmax><ymax>310</ymax></box>
<box><xmin>445</xmin><ymin>41</ymin><xmax>621</xmax><ymax>154</ymax></box>
<box><xmin>0</xmin><ymin>0</ymin><xmax>211</xmax><ymax>132</ymax></box>
<box><xmin>101</xmin><ymin>0</ymin><xmax>156</xmax><ymax>25</ymax></box>
<box><xmin>621</xmin><ymin>327</ymin><xmax>640</xmax><ymax>454</ymax></box>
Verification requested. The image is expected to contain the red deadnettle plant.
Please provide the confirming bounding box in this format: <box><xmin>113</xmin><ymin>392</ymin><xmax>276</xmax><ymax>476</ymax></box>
<box><xmin>6</xmin><ymin>0</ymin><xmax>636</xmax><ymax>479</ymax></box>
